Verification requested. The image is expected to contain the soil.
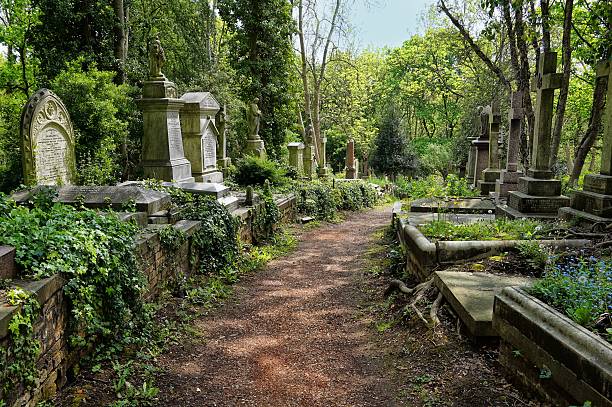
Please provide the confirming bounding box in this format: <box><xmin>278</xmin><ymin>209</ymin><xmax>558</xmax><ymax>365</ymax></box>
<box><xmin>55</xmin><ymin>206</ymin><xmax>539</xmax><ymax>406</ymax></box>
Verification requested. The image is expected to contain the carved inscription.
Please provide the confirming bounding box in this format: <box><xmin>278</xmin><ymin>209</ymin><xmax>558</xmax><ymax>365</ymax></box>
<box><xmin>36</xmin><ymin>126</ymin><xmax>70</xmax><ymax>185</ymax></box>
<box><xmin>167</xmin><ymin>111</ymin><xmax>184</xmax><ymax>157</ymax></box>
<box><xmin>203</xmin><ymin>128</ymin><xmax>217</xmax><ymax>169</ymax></box>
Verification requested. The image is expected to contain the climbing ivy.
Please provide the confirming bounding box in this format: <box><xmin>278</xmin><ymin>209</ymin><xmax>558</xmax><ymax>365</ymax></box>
<box><xmin>253</xmin><ymin>180</ymin><xmax>280</xmax><ymax>242</ymax></box>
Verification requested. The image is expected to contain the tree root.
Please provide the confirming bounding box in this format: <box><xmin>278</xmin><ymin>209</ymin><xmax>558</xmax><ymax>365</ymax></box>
<box><xmin>386</xmin><ymin>278</ymin><xmax>445</xmax><ymax>328</ymax></box>
<box><xmin>429</xmin><ymin>292</ymin><xmax>444</xmax><ymax>327</ymax></box>
<box><xmin>594</xmin><ymin>240</ymin><xmax>612</xmax><ymax>249</ymax></box>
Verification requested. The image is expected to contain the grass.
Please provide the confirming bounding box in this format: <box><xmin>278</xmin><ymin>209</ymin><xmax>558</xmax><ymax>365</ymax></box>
<box><xmin>418</xmin><ymin>218</ymin><xmax>546</xmax><ymax>241</ymax></box>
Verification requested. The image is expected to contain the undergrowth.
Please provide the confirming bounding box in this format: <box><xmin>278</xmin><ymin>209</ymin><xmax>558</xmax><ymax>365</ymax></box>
<box><xmin>419</xmin><ymin>218</ymin><xmax>546</xmax><ymax>241</ymax></box>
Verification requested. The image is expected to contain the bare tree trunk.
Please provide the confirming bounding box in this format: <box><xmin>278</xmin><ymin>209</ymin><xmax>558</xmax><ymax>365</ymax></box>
<box><xmin>549</xmin><ymin>0</ymin><xmax>574</xmax><ymax>168</ymax></box>
<box><xmin>297</xmin><ymin>0</ymin><xmax>315</xmax><ymax>148</ymax></box>
<box><xmin>570</xmin><ymin>74</ymin><xmax>608</xmax><ymax>184</ymax></box>
<box><xmin>516</xmin><ymin>2</ymin><xmax>536</xmax><ymax>164</ymax></box>
<box><xmin>113</xmin><ymin>0</ymin><xmax>128</xmax><ymax>84</ymax></box>
<box><xmin>540</xmin><ymin>0</ymin><xmax>551</xmax><ymax>52</ymax></box>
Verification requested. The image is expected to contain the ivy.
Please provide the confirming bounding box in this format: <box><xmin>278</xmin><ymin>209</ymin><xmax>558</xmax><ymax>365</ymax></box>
<box><xmin>253</xmin><ymin>180</ymin><xmax>280</xmax><ymax>242</ymax></box>
<box><xmin>0</xmin><ymin>288</ymin><xmax>41</xmax><ymax>394</ymax></box>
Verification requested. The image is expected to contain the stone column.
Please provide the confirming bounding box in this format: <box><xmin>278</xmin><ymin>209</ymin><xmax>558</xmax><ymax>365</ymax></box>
<box><xmin>479</xmin><ymin>101</ymin><xmax>502</xmax><ymax>195</ymax></box>
<box><xmin>317</xmin><ymin>137</ymin><xmax>331</xmax><ymax>177</ymax></box>
<box><xmin>466</xmin><ymin>136</ymin><xmax>477</xmax><ymax>184</ymax></box>
<box><xmin>345</xmin><ymin>139</ymin><xmax>357</xmax><ymax>179</ymax></box>
<box><xmin>216</xmin><ymin>105</ymin><xmax>232</xmax><ymax>172</ymax></box>
<box><xmin>495</xmin><ymin>91</ymin><xmax>525</xmax><ymax>199</ymax></box>
<box><xmin>137</xmin><ymin>78</ymin><xmax>193</xmax><ymax>182</ymax></box>
<box><xmin>287</xmin><ymin>142</ymin><xmax>304</xmax><ymax>175</ymax></box>
<box><xmin>560</xmin><ymin>59</ymin><xmax>612</xmax><ymax>222</ymax></box>
<box><xmin>500</xmin><ymin>51</ymin><xmax>569</xmax><ymax>219</ymax></box>
<box><xmin>472</xmin><ymin>106</ymin><xmax>490</xmax><ymax>187</ymax></box>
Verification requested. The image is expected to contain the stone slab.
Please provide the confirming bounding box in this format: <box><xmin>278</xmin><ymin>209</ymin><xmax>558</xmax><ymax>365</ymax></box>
<box><xmin>12</xmin><ymin>185</ymin><xmax>171</xmax><ymax>215</ymax></box>
<box><xmin>410</xmin><ymin>197</ymin><xmax>496</xmax><ymax>214</ymax></box>
<box><xmin>496</xmin><ymin>203</ymin><xmax>562</xmax><ymax>220</ymax></box>
<box><xmin>162</xmin><ymin>181</ymin><xmax>230</xmax><ymax>199</ymax></box>
<box><xmin>434</xmin><ymin>271</ymin><xmax>533</xmax><ymax>337</ymax></box>
<box><xmin>518</xmin><ymin>176</ymin><xmax>562</xmax><ymax>197</ymax></box>
<box><xmin>0</xmin><ymin>246</ymin><xmax>16</xmax><ymax>279</ymax></box>
<box><xmin>197</xmin><ymin>171</ymin><xmax>224</xmax><ymax>184</ymax></box>
<box><xmin>507</xmin><ymin>191</ymin><xmax>570</xmax><ymax>215</ymax></box>
<box><xmin>583</xmin><ymin>174</ymin><xmax>612</xmax><ymax>195</ymax></box>
<box><xmin>559</xmin><ymin>207</ymin><xmax>612</xmax><ymax>225</ymax></box>
<box><xmin>477</xmin><ymin>180</ymin><xmax>497</xmax><ymax>195</ymax></box>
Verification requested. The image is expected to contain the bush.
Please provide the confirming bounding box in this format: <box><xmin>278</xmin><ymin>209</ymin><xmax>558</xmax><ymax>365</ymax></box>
<box><xmin>296</xmin><ymin>181</ymin><xmax>337</xmax><ymax>221</ymax></box>
<box><xmin>419</xmin><ymin>218</ymin><xmax>544</xmax><ymax>241</ymax></box>
<box><xmin>393</xmin><ymin>174</ymin><xmax>478</xmax><ymax>199</ymax></box>
<box><xmin>531</xmin><ymin>256</ymin><xmax>611</xmax><ymax>341</ymax></box>
<box><xmin>52</xmin><ymin>59</ymin><xmax>138</xmax><ymax>185</ymax></box>
<box><xmin>233</xmin><ymin>156</ymin><xmax>287</xmax><ymax>186</ymax></box>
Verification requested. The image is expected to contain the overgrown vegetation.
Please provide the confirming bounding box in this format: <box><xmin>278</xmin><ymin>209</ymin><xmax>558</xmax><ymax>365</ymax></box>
<box><xmin>393</xmin><ymin>175</ymin><xmax>479</xmax><ymax>200</ymax></box>
<box><xmin>419</xmin><ymin>218</ymin><xmax>545</xmax><ymax>241</ymax></box>
<box><xmin>295</xmin><ymin>180</ymin><xmax>379</xmax><ymax>221</ymax></box>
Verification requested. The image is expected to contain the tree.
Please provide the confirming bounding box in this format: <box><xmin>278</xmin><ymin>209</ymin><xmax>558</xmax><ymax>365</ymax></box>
<box><xmin>218</xmin><ymin>0</ymin><xmax>296</xmax><ymax>159</ymax></box>
<box><xmin>371</xmin><ymin>107</ymin><xmax>417</xmax><ymax>179</ymax></box>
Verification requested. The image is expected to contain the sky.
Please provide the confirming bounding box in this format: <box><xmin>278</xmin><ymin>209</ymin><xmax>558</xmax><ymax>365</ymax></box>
<box><xmin>351</xmin><ymin>0</ymin><xmax>436</xmax><ymax>50</ymax></box>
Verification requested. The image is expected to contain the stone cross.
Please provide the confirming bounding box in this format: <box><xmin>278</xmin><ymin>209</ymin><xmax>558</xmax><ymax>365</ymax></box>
<box><xmin>529</xmin><ymin>51</ymin><xmax>563</xmax><ymax>178</ymax></box>
<box><xmin>597</xmin><ymin>60</ymin><xmax>612</xmax><ymax>175</ymax></box>
<box><xmin>488</xmin><ymin>101</ymin><xmax>501</xmax><ymax>170</ymax></box>
<box><xmin>507</xmin><ymin>91</ymin><xmax>524</xmax><ymax>172</ymax></box>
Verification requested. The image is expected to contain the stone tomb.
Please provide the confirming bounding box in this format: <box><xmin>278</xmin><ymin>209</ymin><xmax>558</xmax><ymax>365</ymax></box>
<box><xmin>287</xmin><ymin>142</ymin><xmax>305</xmax><ymax>174</ymax></box>
<box><xmin>495</xmin><ymin>91</ymin><xmax>525</xmax><ymax>199</ymax></box>
<box><xmin>20</xmin><ymin>89</ymin><xmax>77</xmax><ymax>186</ymax></box>
<box><xmin>478</xmin><ymin>102</ymin><xmax>502</xmax><ymax>195</ymax></box>
<box><xmin>560</xmin><ymin>60</ymin><xmax>612</xmax><ymax>223</ymax></box>
<box><xmin>471</xmin><ymin>107</ymin><xmax>490</xmax><ymax>187</ymax></box>
<box><xmin>498</xmin><ymin>52</ymin><xmax>570</xmax><ymax>219</ymax></box>
<box><xmin>180</xmin><ymin>92</ymin><xmax>223</xmax><ymax>183</ymax></box>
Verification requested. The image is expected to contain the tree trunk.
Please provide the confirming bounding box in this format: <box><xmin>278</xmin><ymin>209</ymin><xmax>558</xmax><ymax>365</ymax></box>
<box><xmin>515</xmin><ymin>2</ymin><xmax>536</xmax><ymax>165</ymax></box>
<box><xmin>297</xmin><ymin>0</ymin><xmax>315</xmax><ymax>147</ymax></box>
<box><xmin>570</xmin><ymin>74</ymin><xmax>608</xmax><ymax>184</ymax></box>
<box><xmin>549</xmin><ymin>0</ymin><xmax>573</xmax><ymax>168</ymax></box>
<box><xmin>540</xmin><ymin>0</ymin><xmax>551</xmax><ymax>52</ymax></box>
<box><xmin>112</xmin><ymin>0</ymin><xmax>128</xmax><ymax>84</ymax></box>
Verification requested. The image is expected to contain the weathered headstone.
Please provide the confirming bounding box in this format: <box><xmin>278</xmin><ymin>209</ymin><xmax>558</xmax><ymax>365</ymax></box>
<box><xmin>466</xmin><ymin>136</ymin><xmax>478</xmax><ymax>184</ymax></box>
<box><xmin>20</xmin><ymin>89</ymin><xmax>77</xmax><ymax>186</ymax></box>
<box><xmin>287</xmin><ymin>142</ymin><xmax>305</xmax><ymax>175</ymax></box>
<box><xmin>495</xmin><ymin>91</ymin><xmax>525</xmax><ymax>199</ymax></box>
<box><xmin>244</xmin><ymin>98</ymin><xmax>266</xmax><ymax>158</ymax></box>
<box><xmin>499</xmin><ymin>52</ymin><xmax>569</xmax><ymax>219</ymax></box>
<box><xmin>137</xmin><ymin>38</ymin><xmax>193</xmax><ymax>182</ymax></box>
<box><xmin>180</xmin><ymin>92</ymin><xmax>223</xmax><ymax>183</ymax></box>
<box><xmin>560</xmin><ymin>59</ymin><xmax>612</xmax><ymax>223</ymax></box>
<box><xmin>317</xmin><ymin>136</ymin><xmax>331</xmax><ymax>177</ymax></box>
<box><xmin>302</xmin><ymin>124</ymin><xmax>317</xmax><ymax>179</ymax></box>
<box><xmin>471</xmin><ymin>106</ymin><xmax>490</xmax><ymax>187</ymax></box>
<box><xmin>479</xmin><ymin>101</ymin><xmax>502</xmax><ymax>195</ymax></box>
<box><xmin>345</xmin><ymin>139</ymin><xmax>357</xmax><ymax>179</ymax></box>
<box><xmin>216</xmin><ymin>105</ymin><xmax>231</xmax><ymax>172</ymax></box>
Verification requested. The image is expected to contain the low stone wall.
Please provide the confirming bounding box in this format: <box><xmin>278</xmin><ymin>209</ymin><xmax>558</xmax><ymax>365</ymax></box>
<box><xmin>493</xmin><ymin>287</ymin><xmax>612</xmax><ymax>406</ymax></box>
<box><xmin>0</xmin><ymin>196</ymin><xmax>297</xmax><ymax>406</ymax></box>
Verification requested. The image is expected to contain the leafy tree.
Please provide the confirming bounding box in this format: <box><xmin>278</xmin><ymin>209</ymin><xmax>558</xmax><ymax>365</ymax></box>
<box><xmin>371</xmin><ymin>107</ymin><xmax>418</xmax><ymax>179</ymax></box>
<box><xmin>218</xmin><ymin>0</ymin><xmax>296</xmax><ymax>159</ymax></box>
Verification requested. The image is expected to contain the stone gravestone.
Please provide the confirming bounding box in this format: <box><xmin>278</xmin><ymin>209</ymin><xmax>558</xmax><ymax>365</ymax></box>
<box><xmin>495</xmin><ymin>91</ymin><xmax>525</xmax><ymax>199</ymax></box>
<box><xmin>560</xmin><ymin>59</ymin><xmax>612</xmax><ymax>223</ymax></box>
<box><xmin>137</xmin><ymin>37</ymin><xmax>193</xmax><ymax>182</ymax></box>
<box><xmin>302</xmin><ymin>124</ymin><xmax>317</xmax><ymax>179</ymax></box>
<box><xmin>244</xmin><ymin>98</ymin><xmax>266</xmax><ymax>158</ymax></box>
<box><xmin>317</xmin><ymin>136</ymin><xmax>330</xmax><ymax>177</ymax></box>
<box><xmin>287</xmin><ymin>142</ymin><xmax>304</xmax><ymax>175</ymax></box>
<box><xmin>466</xmin><ymin>134</ymin><xmax>478</xmax><ymax>185</ymax></box>
<box><xmin>479</xmin><ymin>101</ymin><xmax>502</xmax><ymax>195</ymax></box>
<box><xmin>20</xmin><ymin>89</ymin><xmax>77</xmax><ymax>186</ymax></box>
<box><xmin>499</xmin><ymin>51</ymin><xmax>569</xmax><ymax>219</ymax></box>
<box><xmin>471</xmin><ymin>106</ymin><xmax>490</xmax><ymax>187</ymax></box>
<box><xmin>346</xmin><ymin>139</ymin><xmax>357</xmax><ymax>179</ymax></box>
<box><xmin>180</xmin><ymin>92</ymin><xmax>223</xmax><ymax>183</ymax></box>
<box><xmin>216</xmin><ymin>105</ymin><xmax>231</xmax><ymax>173</ymax></box>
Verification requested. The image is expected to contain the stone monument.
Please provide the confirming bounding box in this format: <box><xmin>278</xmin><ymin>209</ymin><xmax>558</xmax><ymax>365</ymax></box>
<box><xmin>471</xmin><ymin>106</ymin><xmax>490</xmax><ymax>187</ymax></box>
<box><xmin>478</xmin><ymin>101</ymin><xmax>502</xmax><ymax>195</ymax></box>
<box><xmin>466</xmin><ymin>133</ymin><xmax>478</xmax><ymax>185</ymax></box>
<box><xmin>302</xmin><ymin>123</ymin><xmax>317</xmax><ymax>179</ymax></box>
<box><xmin>180</xmin><ymin>92</ymin><xmax>223</xmax><ymax>183</ymax></box>
<box><xmin>244</xmin><ymin>98</ymin><xmax>266</xmax><ymax>158</ymax></box>
<box><xmin>346</xmin><ymin>139</ymin><xmax>357</xmax><ymax>179</ymax></box>
<box><xmin>317</xmin><ymin>136</ymin><xmax>330</xmax><ymax>177</ymax></box>
<box><xmin>20</xmin><ymin>89</ymin><xmax>77</xmax><ymax>186</ymax></box>
<box><xmin>560</xmin><ymin>59</ymin><xmax>612</xmax><ymax>223</ymax></box>
<box><xmin>499</xmin><ymin>51</ymin><xmax>569</xmax><ymax>219</ymax></box>
<box><xmin>138</xmin><ymin>37</ymin><xmax>193</xmax><ymax>182</ymax></box>
<box><xmin>216</xmin><ymin>105</ymin><xmax>231</xmax><ymax>173</ymax></box>
<box><xmin>495</xmin><ymin>91</ymin><xmax>525</xmax><ymax>199</ymax></box>
<box><xmin>287</xmin><ymin>142</ymin><xmax>305</xmax><ymax>175</ymax></box>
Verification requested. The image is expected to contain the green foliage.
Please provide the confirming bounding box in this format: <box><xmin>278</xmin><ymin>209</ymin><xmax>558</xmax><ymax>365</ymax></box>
<box><xmin>51</xmin><ymin>60</ymin><xmax>139</xmax><ymax>185</ymax></box>
<box><xmin>370</xmin><ymin>107</ymin><xmax>418</xmax><ymax>177</ymax></box>
<box><xmin>0</xmin><ymin>288</ymin><xmax>41</xmax><ymax>395</ymax></box>
<box><xmin>0</xmin><ymin>192</ymin><xmax>143</xmax><ymax>350</ymax></box>
<box><xmin>232</xmin><ymin>156</ymin><xmax>287</xmax><ymax>187</ymax></box>
<box><xmin>393</xmin><ymin>175</ymin><xmax>478</xmax><ymax>199</ymax></box>
<box><xmin>0</xmin><ymin>89</ymin><xmax>27</xmax><ymax>192</ymax></box>
<box><xmin>109</xmin><ymin>360</ymin><xmax>159</xmax><ymax>407</ymax></box>
<box><xmin>419</xmin><ymin>219</ymin><xmax>544</xmax><ymax>241</ymax></box>
<box><xmin>530</xmin><ymin>256</ymin><xmax>611</xmax><ymax>341</ymax></box>
<box><xmin>295</xmin><ymin>181</ymin><xmax>338</xmax><ymax>221</ymax></box>
<box><xmin>253</xmin><ymin>181</ymin><xmax>280</xmax><ymax>242</ymax></box>
<box><xmin>517</xmin><ymin>241</ymin><xmax>553</xmax><ymax>272</ymax></box>
<box><xmin>158</xmin><ymin>226</ymin><xmax>187</xmax><ymax>251</ymax></box>
<box><xmin>445</xmin><ymin>174</ymin><xmax>479</xmax><ymax>198</ymax></box>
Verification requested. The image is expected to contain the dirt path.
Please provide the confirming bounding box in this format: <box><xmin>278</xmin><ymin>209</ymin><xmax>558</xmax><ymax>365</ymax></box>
<box><xmin>155</xmin><ymin>207</ymin><xmax>395</xmax><ymax>407</ymax></box>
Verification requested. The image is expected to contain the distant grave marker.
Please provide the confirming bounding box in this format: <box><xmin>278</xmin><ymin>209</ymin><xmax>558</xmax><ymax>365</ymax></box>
<box><xmin>20</xmin><ymin>89</ymin><xmax>77</xmax><ymax>185</ymax></box>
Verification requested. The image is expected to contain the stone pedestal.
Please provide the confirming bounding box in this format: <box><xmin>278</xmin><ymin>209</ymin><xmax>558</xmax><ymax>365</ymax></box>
<box><xmin>245</xmin><ymin>139</ymin><xmax>266</xmax><ymax>159</ymax></box>
<box><xmin>559</xmin><ymin>60</ymin><xmax>612</xmax><ymax>224</ymax></box>
<box><xmin>499</xmin><ymin>52</ymin><xmax>568</xmax><ymax>219</ymax></box>
<box><xmin>479</xmin><ymin>102</ymin><xmax>501</xmax><ymax>195</ymax></box>
<box><xmin>317</xmin><ymin>137</ymin><xmax>330</xmax><ymax>177</ymax></box>
<box><xmin>303</xmin><ymin>144</ymin><xmax>317</xmax><ymax>179</ymax></box>
<box><xmin>180</xmin><ymin>92</ymin><xmax>223</xmax><ymax>183</ymax></box>
<box><xmin>472</xmin><ymin>139</ymin><xmax>489</xmax><ymax>188</ymax></box>
<box><xmin>287</xmin><ymin>142</ymin><xmax>304</xmax><ymax>174</ymax></box>
<box><xmin>138</xmin><ymin>79</ymin><xmax>194</xmax><ymax>182</ymax></box>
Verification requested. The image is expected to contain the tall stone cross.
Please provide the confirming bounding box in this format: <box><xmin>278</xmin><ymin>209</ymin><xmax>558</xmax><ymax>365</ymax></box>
<box><xmin>507</xmin><ymin>91</ymin><xmax>524</xmax><ymax>172</ymax></box>
<box><xmin>529</xmin><ymin>51</ymin><xmax>563</xmax><ymax>178</ymax></box>
<box><xmin>598</xmin><ymin>59</ymin><xmax>612</xmax><ymax>175</ymax></box>
<box><xmin>488</xmin><ymin>101</ymin><xmax>501</xmax><ymax>170</ymax></box>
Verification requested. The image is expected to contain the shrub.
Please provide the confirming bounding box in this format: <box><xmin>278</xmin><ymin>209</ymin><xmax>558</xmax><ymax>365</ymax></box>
<box><xmin>419</xmin><ymin>218</ymin><xmax>544</xmax><ymax>241</ymax></box>
<box><xmin>530</xmin><ymin>256</ymin><xmax>611</xmax><ymax>340</ymax></box>
<box><xmin>233</xmin><ymin>156</ymin><xmax>287</xmax><ymax>186</ymax></box>
<box><xmin>296</xmin><ymin>181</ymin><xmax>337</xmax><ymax>221</ymax></box>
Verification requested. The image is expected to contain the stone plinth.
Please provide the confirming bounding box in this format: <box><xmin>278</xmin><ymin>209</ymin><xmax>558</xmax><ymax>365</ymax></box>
<box><xmin>138</xmin><ymin>79</ymin><xmax>194</xmax><ymax>182</ymax></box>
<box><xmin>180</xmin><ymin>92</ymin><xmax>223</xmax><ymax>183</ymax></box>
<box><xmin>287</xmin><ymin>142</ymin><xmax>304</xmax><ymax>174</ymax></box>
<box><xmin>0</xmin><ymin>246</ymin><xmax>16</xmax><ymax>279</ymax></box>
<box><xmin>472</xmin><ymin>139</ymin><xmax>489</xmax><ymax>187</ymax></box>
<box><xmin>478</xmin><ymin>169</ymin><xmax>501</xmax><ymax>195</ymax></box>
<box><xmin>303</xmin><ymin>144</ymin><xmax>317</xmax><ymax>179</ymax></box>
<box><xmin>245</xmin><ymin>139</ymin><xmax>266</xmax><ymax>159</ymax></box>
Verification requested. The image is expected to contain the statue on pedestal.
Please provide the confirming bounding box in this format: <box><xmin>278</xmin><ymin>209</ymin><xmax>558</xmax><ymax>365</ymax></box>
<box><xmin>247</xmin><ymin>98</ymin><xmax>261</xmax><ymax>139</ymax></box>
<box><xmin>149</xmin><ymin>36</ymin><xmax>166</xmax><ymax>79</ymax></box>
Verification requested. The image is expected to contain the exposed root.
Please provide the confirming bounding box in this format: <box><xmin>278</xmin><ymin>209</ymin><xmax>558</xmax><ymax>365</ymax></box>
<box><xmin>594</xmin><ymin>240</ymin><xmax>612</xmax><ymax>249</ymax></box>
<box><xmin>429</xmin><ymin>292</ymin><xmax>444</xmax><ymax>327</ymax></box>
<box><xmin>385</xmin><ymin>278</ymin><xmax>432</xmax><ymax>297</ymax></box>
<box><xmin>387</xmin><ymin>278</ymin><xmax>445</xmax><ymax>328</ymax></box>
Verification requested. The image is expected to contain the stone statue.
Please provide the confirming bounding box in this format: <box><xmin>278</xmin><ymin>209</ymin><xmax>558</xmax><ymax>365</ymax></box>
<box><xmin>246</xmin><ymin>98</ymin><xmax>261</xmax><ymax>138</ymax></box>
<box><xmin>149</xmin><ymin>36</ymin><xmax>166</xmax><ymax>79</ymax></box>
